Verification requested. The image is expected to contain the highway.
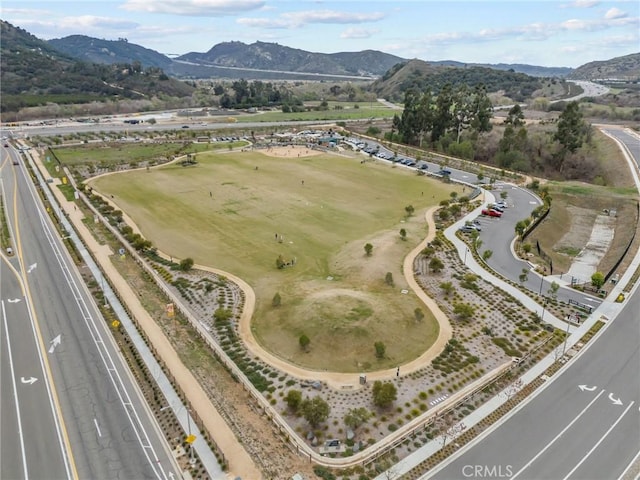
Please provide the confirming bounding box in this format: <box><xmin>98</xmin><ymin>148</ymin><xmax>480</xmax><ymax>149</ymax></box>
<box><xmin>1</xmin><ymin>145</ymin><xmax>180</xmax><ymax>479</ymax></box>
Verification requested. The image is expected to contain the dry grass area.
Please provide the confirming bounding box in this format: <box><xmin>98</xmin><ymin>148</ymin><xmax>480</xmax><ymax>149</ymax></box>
<box><xmin>90</xmin><ymin>146</ymin><xmax>459</xmax><ymax>372</ymax></box>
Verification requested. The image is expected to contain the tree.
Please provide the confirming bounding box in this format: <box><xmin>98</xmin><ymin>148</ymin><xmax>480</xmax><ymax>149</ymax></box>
<box><xmin>385</xmin><ymin>272</ymin><xmax>394</xmax><ymax>286</ymax></box>
<box><xmin>554</xmin><ymin>101</ymin><xmax>588</xmax><ymax>156</ymax></box>
<box><xmin>372</xmin><ymin>381</ymin><xmax>397</xmax><ymax>409</ymax></box>
<box><xmin>504</xmin><ymin>104</ymin><xmax>525</xmax><ymax>127</ymax></box>
<box><xmin>299</xmin><ymin>334</ymin><xmax>310</xmax><ymax>351</ymax></box>
<box><xmin>344</xmin><ymin>407</ymin><xmax>372</xmax><ymax>430</ymax></box>
<box><xmin>519</xmin><ymin>268</ymin><xmax>529</xmax><ymax>284</ymax></box>
<box><xmin>548</xmin><ymin>281</ymin><xmax>560</xmax><ymax>300</ymax></box>
<box><xmin>429</xmin><ymin>257</ymin><xmax>444</xmax><ymax>273</ymax></box>
<box><xmin>399</xmin><ymin>228</ymin><xmax>407</xmax><ymax>240</ymax></box>
<box><xmin>178</xmin><ymin>257</ymin><xmax>194</xmax><ymax>271</ymax></box>
<box><xmin>438</xmin><ymin>209</ymin><xmax>450</xmax><ymax>221</ymax></box>
<box><xmin>364</xmin><ymin>243</ymin><xmax>373</xmax><ymax>256</ymax></box>
<box><xmin>405</xmin><ymin>205</ymin><xmax>415</xmax><ymax>216</ymax></box>
<box><xmin>213</xmin><ymin>307</ymin><xmax>232</xmax><ymax>323</ymax></box>
<box><xmin>591</xmin><ymin>271</ymin><xmax>605</xmax><ymax>289</ymax></box>
<box><xmin>272</xmin><ymin>292</ymin><xmax>281</xmax><ymax>307</ymax></box>
<box><xmin>284</xmin><ymin>389</ymin><xmax>302</xmax><ymax>412</ymax></box>
<box><xmin>414</xmin><ymin>308</ymin><xmax>424</xmax><ymax>322</ymax></box>
<box><xmin>515</xmin><ymin>220</ymin><xmax>528</xmax><ymax>237</ymax></box>
<box><xmin>453</xmin><ymin>302</ymin><xmax>475</xmax><ymax>320</ymax></box>
<box><xmin>301</xmin><ymin>396</ymin><xmax>330</xmax><ymax>427</ymax></box>
<box><xmin>440</xmin><ymin>281</ymin><xmax>454</xmax><ymax>296</ymax></box>
<box><xmin>374</xmin><ymin>341</ymin><xmax>386</xmax><ymax>358</ymax></box>
<box><xmin>470</xmin><ymin>84</ymin><xmax>494</xmax><ymax>134</ymax></box>
<box><xmin>482</xmin><ymin>250</ymin><xmax>493</xmax><ymax>260</ymax></box>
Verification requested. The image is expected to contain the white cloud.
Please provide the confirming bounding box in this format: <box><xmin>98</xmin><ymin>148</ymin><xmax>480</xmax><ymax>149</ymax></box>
<box><xmin>340</xmin><ymin>28</ymin><xmax>379</xmax><ymax>40</ymax></box>
<box><xmin>561</xmin><ymin>18</ymin><xmax>590</xmax><ymax>30</ymax></box>
<box><xmin>121</xmin><ymin>0</ymin><xmax>265</xmax><ymax>16</ymax></box>
<box><xmin>604</xmin><ymin>8</ymin><xmax>627</xmax><ymax>20</ymax></box>
<box><xmin>237</xmin><ymin>9</ymin><xmax>385</xmax><ymax>29</ymax></box>
<box><xmin>1</xmin><ymin>7</ymin><xmax>52</xmax><ymax>16</ymax></box>
<box><xmin>569</xmin><ymin>0</ymin><xmax>600</xmax><ymax>7</ymax></box>
<box><xmin>15</xmin><ymin>16</ymin><xmax>139</xmax><ymax>38</ymax></box>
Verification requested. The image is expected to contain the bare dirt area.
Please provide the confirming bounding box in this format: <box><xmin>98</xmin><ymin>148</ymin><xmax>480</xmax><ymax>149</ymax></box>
<box><xmin>259</xmin><ymin>145</ymin><xmax>324</xmax><ymax>158</ymax></box>
<box><xmin>526</xmin><ymin>189</ymin><xmax>639</xmax><ymax>281</ymax></box>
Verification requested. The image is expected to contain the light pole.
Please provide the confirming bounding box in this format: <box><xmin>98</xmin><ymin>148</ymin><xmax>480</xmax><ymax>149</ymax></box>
<box><xmin>464</xmin><ymin>247</ymin><xmax>469</xmax><ymax>265</ymax></box>
<box><xmin>561</xmin><ymin>319</ymin><xmax>571</xmax><ymax>356</ymax></box>
<box><xmin>186</xmin><ymin>407</ymin><xmax>196</xmax><ymax>465</ymax></box>
<box><xmin>538</xmin><ymin>274</ymin><xmax>544</xmax><ymax>296</ymax></box>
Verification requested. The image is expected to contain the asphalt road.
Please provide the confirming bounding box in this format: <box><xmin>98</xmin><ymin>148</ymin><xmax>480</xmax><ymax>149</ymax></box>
<box><xmin>426</xmin><ymin>128</ymin><xmax>640</xmax><ymax>480</ymax></box>
<box><xmin>1</xmin><ymin>258</ymin><xmax>71</xmax><ymax>480</ymax></box>
<box><xmin>428</xmin><ymin>282</ymin><xmax>640</xmax><ymax>480</ymax></box>
<box><xmin>1</xmin><ymin>146</ymin><xmax>180</xmax><ymax>479</ymax></box>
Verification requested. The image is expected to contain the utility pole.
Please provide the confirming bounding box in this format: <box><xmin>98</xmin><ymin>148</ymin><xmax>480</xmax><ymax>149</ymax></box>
<box><xmin>561</xmin><ymin>320</ymin><xmax>571</xmax><ymax>356</ymax></box>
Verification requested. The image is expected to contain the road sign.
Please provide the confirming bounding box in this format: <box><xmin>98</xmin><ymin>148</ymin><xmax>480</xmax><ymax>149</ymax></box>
<box><xmin>185</xmin><ymin>434</ymin><xmax>196</xmax><ymax>444</ymax></box>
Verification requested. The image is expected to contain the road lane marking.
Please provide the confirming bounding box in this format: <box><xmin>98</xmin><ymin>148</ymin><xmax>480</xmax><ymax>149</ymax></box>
<box><xmin>48</xmin><ymin>334</ymin><xmax>61</xmax><ymax>354</ymax></box>
<box><xmin>93</xmin><ymin>418</ymin><xmax>102</xmax><ymax>438</ymax></box>
<box><xmin>617</xmin><ymin>447</ymin><xmax>640</xmax><ymax>480</ymax></box>
<box><xmin>14</xmin><ymin>172</ymin><xmax>77</xmax><ymax>480</ymax></box>
<box><xmin>511</xmin><ymin>389</ymin><xmax>605</xmax><ymax>479</ymax></box>
<box><xmin>38</xmin><ymin>210</ymin><xmax>169</xmax><ymax>480</ymax></box>
<box><xmin>562</xmin><ymin>401</ymin><xmax>635</xmax><ymax>480</ymax></box>
<box><xmin>608</xmin><ymin>392</ymin><xmax>623</xmax><ymax>406</ymax></box>
<box><xmin>2</xmin><ymin>300</ymin><xmax>30</xmax><ymax>479</ymax></box>
<box><xmin>578</xmin><ymin>384</ymin><xmax>597</xmax><ymax>392</ymax></box>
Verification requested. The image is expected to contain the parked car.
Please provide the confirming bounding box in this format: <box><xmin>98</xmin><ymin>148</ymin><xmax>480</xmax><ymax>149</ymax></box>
<box><xmin>488</xmin><ymin>204</ymin><xmax>505</xmax><ymax>212</ymax></box>
<box><xmin>482</xmin><ymin>209</ymin><xmax>502</xmax><ymax>217</ymax></box>
<box><xmin>465</xmin><ymin>221</ymin><xmax>481</xmax><ymax>231</ymax></box>
<box><xmin>459</xmin><ymin>225</ymin><xmax>476</xmax><ymax>233</ymax></box>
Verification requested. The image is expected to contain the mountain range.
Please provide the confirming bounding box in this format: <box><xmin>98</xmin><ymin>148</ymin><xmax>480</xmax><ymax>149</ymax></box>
<box><xmin>2</xmin><ymin>19</ymin><xmax>638</xmax><ymax>116</ymax></box>
<box><xmin>48</xmin><ymin>36</ymin><xmax>577</xmax><ymax>79</ymax></box>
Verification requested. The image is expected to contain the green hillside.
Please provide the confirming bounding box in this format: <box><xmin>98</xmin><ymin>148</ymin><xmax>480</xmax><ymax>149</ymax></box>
<box><xmin>1</xmin><ymin>21</ymin><xmax>194</xmax><ymax>114</ymax></box>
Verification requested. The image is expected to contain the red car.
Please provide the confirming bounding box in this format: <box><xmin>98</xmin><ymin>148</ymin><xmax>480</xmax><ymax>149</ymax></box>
<box><xmin>482</xmin><ymin>208</ymin><xmax>502</xmax><ymax>217</ymax></box>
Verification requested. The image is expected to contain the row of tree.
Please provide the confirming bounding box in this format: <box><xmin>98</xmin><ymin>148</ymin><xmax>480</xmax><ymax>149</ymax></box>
<box><xmin>392</xmin><ymin>84</ymin><xmax>493</xmax><ymax>147</ymax></box>
<box><xmin>284</xmin><ymin>380</ymin><xmax>398</xmax><ymax>429</ymax></box>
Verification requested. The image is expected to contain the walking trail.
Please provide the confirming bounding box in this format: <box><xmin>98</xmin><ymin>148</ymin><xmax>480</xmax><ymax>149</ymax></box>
<box><xmin>35</xmin><ymin>145</ymin><xmax>458</xmax><ymax>478</ymax></box>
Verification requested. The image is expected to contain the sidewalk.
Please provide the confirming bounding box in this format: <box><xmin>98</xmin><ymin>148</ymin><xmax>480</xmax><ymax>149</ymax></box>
<box><xmin>28</xmin><ymin>149</ymin><xmax>261</xmax><ymax>480</ymax></box>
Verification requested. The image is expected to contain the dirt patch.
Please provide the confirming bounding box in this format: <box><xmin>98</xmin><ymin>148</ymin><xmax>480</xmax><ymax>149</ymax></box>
<box><xmin>259</xmin><ymin>145</ymin><xmax>323</xmax><ymax>158</ymax></box>
<box><xmin>526</xmin><ymin>189</ymin><xmax>638</xmax><ymax>278</ymax></box>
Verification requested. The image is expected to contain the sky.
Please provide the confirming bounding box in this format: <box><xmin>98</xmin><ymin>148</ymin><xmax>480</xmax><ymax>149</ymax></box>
<box><xmin>2</xmin><ymin>0</ymin><xmax>639</xmax><ymax>68</ymax></box>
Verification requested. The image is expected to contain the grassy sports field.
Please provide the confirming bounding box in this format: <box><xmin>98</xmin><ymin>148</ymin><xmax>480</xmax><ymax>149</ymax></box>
<box><xmin>91</xmin><ymin>147</ymin><xmax>460</xmax><ymax>372</ymax></box>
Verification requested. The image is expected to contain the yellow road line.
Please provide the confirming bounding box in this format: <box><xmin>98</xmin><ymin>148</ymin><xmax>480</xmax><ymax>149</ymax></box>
<box><xmin>12</xmin><ymin>167</ymin><xmax>79</xmax><ymax>480</ymax></box>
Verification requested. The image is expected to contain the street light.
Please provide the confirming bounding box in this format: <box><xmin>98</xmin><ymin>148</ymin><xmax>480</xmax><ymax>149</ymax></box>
<box><xmin>464</xmin><ymin>247</ymin><xmax>469</xmax><ymax>265</ymax></box>
<box><xmin>561</xmin><ymin>320</ymin><xmax>571</xmax><ymax>356</ymax></box>
<box><xmin>538</xmin><ymin>274</ymin><xmax>544</xmax><ymax>296</ymax></box>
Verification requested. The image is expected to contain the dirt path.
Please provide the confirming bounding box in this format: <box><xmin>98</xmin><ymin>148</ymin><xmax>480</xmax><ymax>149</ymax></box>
<box><xmin>198</xmin><ymin>205</ymin><xmax>452</xmax><ymax>390</ymax></box>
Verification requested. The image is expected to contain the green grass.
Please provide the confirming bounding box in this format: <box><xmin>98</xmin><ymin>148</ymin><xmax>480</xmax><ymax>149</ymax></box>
<box><xmin>236</xmin><ymin>104</ymin><xmax>397</xmax><ymax>123</ymax></box>
<box><xmin>52</xmin><ymin>141</ymin><xmax>249</xmax><ymax>168</ymax></box>
<box><xmin>91</xmin><ymin>148</ymin><xmax>457</xmax><ymax>372</ymax></box>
